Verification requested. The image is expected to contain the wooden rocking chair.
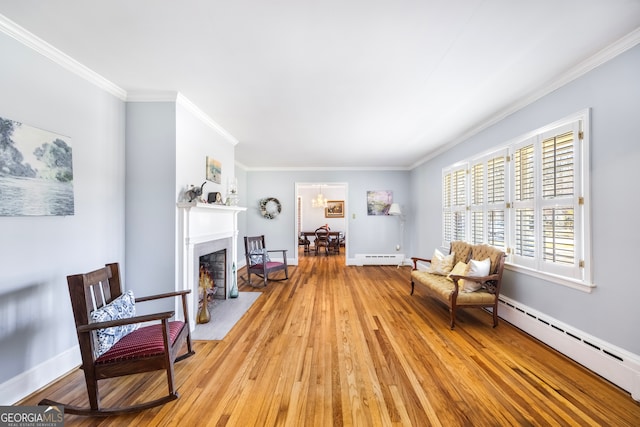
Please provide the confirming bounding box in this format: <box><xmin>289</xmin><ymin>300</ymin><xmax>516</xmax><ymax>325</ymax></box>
<box><xmin>39</xmin><ymin>262</ymin><xmax>194</xmax><ymax>416</ymax></box>
<box><xmin>244</xmin><ymin>235</ymin><xmax>289</xmax><ymax>286</ymax></box>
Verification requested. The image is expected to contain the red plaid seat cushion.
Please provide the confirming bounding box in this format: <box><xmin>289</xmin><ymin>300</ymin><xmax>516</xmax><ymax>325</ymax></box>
<box><xmin>95</xmin><ymin>321</ymin><xmax>185</xmax><ymax>364</ymax></box>
<box><xmin>253</xmin><ymin>261</ymin><xmax>283</xmax><ymax>269</ymax></box>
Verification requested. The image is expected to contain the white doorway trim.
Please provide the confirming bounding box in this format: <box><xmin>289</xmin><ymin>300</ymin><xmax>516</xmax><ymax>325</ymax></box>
<box><xmin>294</xmin><ymin>182</ymin><xmax>348</xmax><ymax>265</ymax></box>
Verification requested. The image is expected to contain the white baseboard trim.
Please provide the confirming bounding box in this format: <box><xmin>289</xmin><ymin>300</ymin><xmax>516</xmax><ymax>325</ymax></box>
<box><xmin>0</xmin><ymin>345</ymin><xmax>80</xmax><ymax>405</ymax></box>
<box><xmin>498</xmin><ymin>296</ymin><xmax>640</xmax><ymax>402</ymax></box>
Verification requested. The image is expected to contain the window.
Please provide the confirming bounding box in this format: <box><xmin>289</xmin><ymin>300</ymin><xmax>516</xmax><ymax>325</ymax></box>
<box><xmin>513</xmin><ymin>141</ymin><xmax>535</xmax><ymax>261</ymax></box>
<box><xmin>465</xmin><ymin>150</ymin><xmax>508</xmax><ymax>249</ymax></box>
<box><xmin>442</xmin><ymin>110</ymin><xmax>591</xmax><ymax>288</ymax></box>
<box><xmin>442</xmin><ymin>163</ymin><xmax>467</xmax><ymax>243</ymax></box>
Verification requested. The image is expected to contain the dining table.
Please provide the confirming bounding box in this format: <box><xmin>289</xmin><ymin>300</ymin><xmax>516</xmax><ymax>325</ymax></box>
<box><xmin>300</xmin><ymin>231</ymin><xmax>342</xmax><ymax>254</ymax></box>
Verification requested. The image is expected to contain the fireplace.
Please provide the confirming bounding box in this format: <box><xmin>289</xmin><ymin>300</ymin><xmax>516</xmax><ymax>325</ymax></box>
<box><xmin>177</xmin><ymin>202</ymin><xmax>246</xmax><ymax>330</ymax></box>
<box><xmin>194</xmin><ymin>240</ymin><xmax>230</xmax><ymax>324</ymax></box>
<box><xmin>199</xmin><ymin>249</ymin><xmax>227</xmax><ymax>302</ymax></box>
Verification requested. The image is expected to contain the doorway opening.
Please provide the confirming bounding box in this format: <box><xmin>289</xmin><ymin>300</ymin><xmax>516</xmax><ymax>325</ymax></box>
<box><xmin>295</xmin><ymin>182</ymin><xmax>348</xmax><ymax>264</ymax></box>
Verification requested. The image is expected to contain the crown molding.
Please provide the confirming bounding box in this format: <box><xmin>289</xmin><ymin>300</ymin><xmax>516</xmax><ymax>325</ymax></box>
<box><xmin>0</xmin><ymin>14</ymin><xmax>127</xmax><ymax>100</ymax></box>
<box><xmin>0</xmin><ymin>14</ymin><xmax>239</xmax><ymax>147</ymax></box>
<box><xmin>175</xmin><ymin>93</ymin><xmax>239</xmax><ymax>146</ymax></box>
<box><xmin>126</xmin><ymin>90</ymin><xmax>179</xmax><ymax>102</ymax></box>
<box><xmin>410</xmin><ymin>27</ymin><xmax>640</xmax><ymax>170</ymax></box>
<box><xmin>242</xmin><ymin>165</ymin><xmax>411</xmax><ymax>172</ymax></box>
<box><xmin>126</xmin><ymin>91</ymin><xmax>240</xmax><ymax>146</ymax></box>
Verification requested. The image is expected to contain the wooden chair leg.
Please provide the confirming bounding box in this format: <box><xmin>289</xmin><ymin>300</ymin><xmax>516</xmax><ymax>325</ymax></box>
<box><xmin>166</xmin><ymin>364</ymin><xmax>176</xmax><ymax>395</ymax></box>
<box><xmin>161</xmin><ymin>322</ymin><xmax>176</xmax><ymax>395</ymax></box>
<box><xmin>450</xmin><ymin>307</ymin><xmax>456</xmax><ymax>330</ymax></box>
<box><xmin>85</xmin><ymin>373</ymin><xmax>100</xmax><ymax>411</ymax></box>
<box><xmin>410</xmin><ymin>280</ymin><xmax>415</xmax><ymax>295</ymax></box>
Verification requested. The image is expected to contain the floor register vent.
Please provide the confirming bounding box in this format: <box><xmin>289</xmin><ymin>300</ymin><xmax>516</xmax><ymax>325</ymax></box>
<box><xmin>355</xmin><ymin>254</ymin><xmax>404</xmax><ymax>266</ymax></box>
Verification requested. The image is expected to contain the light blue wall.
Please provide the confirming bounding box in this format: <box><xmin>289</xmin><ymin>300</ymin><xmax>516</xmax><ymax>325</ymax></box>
<box><xmin>0</xmin><ymin>34</ymin><xmax>239</xmax><ymax>401</ymax></box>
<box><xmin>244</xmin><ymin>169</ymin><xmax>411</xmax><ymax>263</ymax></box>
<box><xmin>410</xmin><ymin>44</ymin><xmax>640</xmax><ymax>355</ymax></box>
<box><xmin>0</xmin><ymin>32</ymin><xmax>126</xmax><ymax>388</ymax></box>
<box><xmin>125</xmin><ymin>102</ymin><xmax>176</xmax><ymax>314</ymax></box>
<box><xmin>176</xmin><ymin>102</ymin><xmax>235</xmax><ymax>200</ymax></box>
<box><xmin>125</xmin><ymin>100</ymin><xmax>238</xmax><ymax>314</ymax></box>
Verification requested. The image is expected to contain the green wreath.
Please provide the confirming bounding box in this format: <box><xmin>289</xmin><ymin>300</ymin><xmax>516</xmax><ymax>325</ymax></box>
<box><xmin>259</xmin><ymin>197</ymin><xmax>281</xmax><ymax>219</ymax></box>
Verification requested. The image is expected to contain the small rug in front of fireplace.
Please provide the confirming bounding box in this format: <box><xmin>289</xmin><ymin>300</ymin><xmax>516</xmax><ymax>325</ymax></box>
<box><xmin>191</xmin><ymin>292</ymin><xmax>262</xmax><ymax>340</ymax></box>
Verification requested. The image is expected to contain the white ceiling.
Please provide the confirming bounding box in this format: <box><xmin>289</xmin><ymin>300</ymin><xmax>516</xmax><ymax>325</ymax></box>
<box><xmin>1</xmin><ymin>1</ymin><xmax>639</xmax><ymax>169</ymax></box>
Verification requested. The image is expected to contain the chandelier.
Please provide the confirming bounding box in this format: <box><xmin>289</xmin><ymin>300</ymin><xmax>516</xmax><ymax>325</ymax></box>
<box><xmin>311</xmin><ymin>187</ymin><xmax>328</xmax><ymax>208</ymax></box>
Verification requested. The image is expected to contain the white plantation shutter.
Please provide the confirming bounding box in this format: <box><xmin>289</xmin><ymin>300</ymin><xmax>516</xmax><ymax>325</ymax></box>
<box><xmin>541</xmin><ymin>131</ymin><xmax>575</xmax><ymax>265</ymax></box>
<box><xmin>487</xmin><ymin>156</ymin><xmax>505</xmax><ymax>205</ymax></box>
<box><xmin>515</xmin><ymin>208</ymin><xmax>535</xmax><ymax>258</ymax></box>
<box><xmin>470</xmin><ymin>162</ymin><xmax>484</xmax><ymax>244</ymax></box>
<box><xmin>452</xmin><ymin>168</ymin><xmax>467</xmax><ymax>241</ymax></box>
<box><xmin>471</xmin><ymin>211</ymin><xmax>484</xmax><ymax>245</ymax></box>
<box><xmin>487</xmin><ymin>209</ymin><xmax>505</xmax><ymax>248</ymax></box>
<box><xmin>442</xmin><ymin>172</ymin><xmax>452</xmax><ymax>243</ymax></box>
<box><xmin>441</xmin><ymin>110</ymin><xmax>590</xmax><ymax>287</ymax></box>
<box><xmin>471</xmin><ymin>163</ymin><xmax>483</xmax><ymax>205</ymax></box>
<box><xmin>510</xmin><ymin>121</ymin><xmax>583</xmax><ymax>279</ymax></box>
<box><xmin>486</xmin><ymin>155</ymin><xmax>506</xmax><ymax>249</ymax></box>
<box><xmin>513</xmin><ymin>141</ymin><xmax>536</xmax><ymax>266</ymax></box>
<box><xmin>542</xmin><ymin>131</ymin><xmax>574</xmax><ymax>199</ymax></box>
<box><xmin>442</xmin><ymin>164</ymin><xmax>468</xmax><ymax>245</ymax></box>
<box><xmin>542</xmin><ymin>207</ymin><xmax>574</xmax><ymax>265</ymax></box>
<box><xmin>538</xmin><ymin>123</ymin><xmax>582</xmax><ymax>279</ymax></box>
<box><xmin>467</xmin><ymin>151</ymin><xmax>507</xmax><ymax>249</ymax></box>
<box><xmin>515</xmin><ymin>144</ymin><xmax>535</xmax><ymax>202</ymax></box>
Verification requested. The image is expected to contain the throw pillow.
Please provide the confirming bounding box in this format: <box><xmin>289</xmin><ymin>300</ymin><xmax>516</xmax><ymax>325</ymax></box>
<box><xmin>461</xmin><ymin>258</ymin><xmax>491</xmax><ymax>292</ymax></box>
<box><xmin>249</xmin><ymin>248</ymin><xmax>270</xmax><ymax>266</ymax></box>
<box><xmin>447</xmin><ymin>261</ymin><xmax>468</xmax><ymax>282</ymax></box>
<box><xmin>90</xmin><ymin>290</ymin><xmax>138</xmax><ymax>358</ymax></box>
<box><xmin>428</xmin><ymin>249</ymin><xmax>455</xmax><ymax>275</ymax></box>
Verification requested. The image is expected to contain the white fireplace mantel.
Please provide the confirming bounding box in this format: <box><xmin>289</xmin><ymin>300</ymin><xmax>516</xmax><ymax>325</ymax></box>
<box><xmin>177</xmin><ymin>202</ymin><xmax>246</xmax><ymax>330</ymax></box>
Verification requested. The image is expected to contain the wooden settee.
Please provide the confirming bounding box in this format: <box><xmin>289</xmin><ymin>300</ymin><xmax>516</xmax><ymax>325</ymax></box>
<box><xmin>410</xmin><ymin>241</ymin><xmax>506</xmax><ymax>329</ymax></box>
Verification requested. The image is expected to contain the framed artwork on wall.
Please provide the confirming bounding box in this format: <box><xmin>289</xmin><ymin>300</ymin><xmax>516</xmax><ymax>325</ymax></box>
<box><xmin>0</xmin><ymin>116</ymin><xmax>74</xmax><ymax>216</ymax></box>
<box><xmin>367</xmin><ymin>190</ymin><xmax>392</xmax><ymax>215</ymax></box>
<box><xmin>325</xmin><ymin>200</ymin><xmax>344</xmax><ymax>218</ymax></box>
<box><xmin>206</xmin><ymin>156</ymin><xmax>222</xmax><ymax>184</ymax></box>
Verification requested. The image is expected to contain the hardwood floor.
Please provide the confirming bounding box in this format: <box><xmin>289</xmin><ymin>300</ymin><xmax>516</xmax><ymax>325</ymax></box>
<box><xmin>21</xmin><ymin>250</ymin><xmax>640</xmax><ymax>426</ymax></box>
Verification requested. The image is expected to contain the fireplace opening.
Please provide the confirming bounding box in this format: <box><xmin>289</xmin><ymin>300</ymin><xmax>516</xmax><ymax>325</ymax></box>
<box><xmin>198</xmin><ymin>249</ymin><xmax>227</xmax><ymax>318</ymax></box>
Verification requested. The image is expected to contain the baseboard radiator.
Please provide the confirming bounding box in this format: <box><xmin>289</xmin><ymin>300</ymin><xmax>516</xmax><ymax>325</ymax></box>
<box><xmin>355</xmin><ymin>253</ymin><xmax>404</xmax><ymax>266</ymax></box>
<box><xmin>497</xmin><ymin>295</ymin><xmax>640</xmax><ymax>401</ymax></box>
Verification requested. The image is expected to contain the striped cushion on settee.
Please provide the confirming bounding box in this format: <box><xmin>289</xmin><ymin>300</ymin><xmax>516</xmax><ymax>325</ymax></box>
<box><xmin>95</xmin><ymin>321</ymin><xmax>185</xmax><ymax>364</ymax></box>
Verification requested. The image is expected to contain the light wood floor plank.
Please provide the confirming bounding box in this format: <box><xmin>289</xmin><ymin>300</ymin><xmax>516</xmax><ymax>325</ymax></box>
<box><xmin>19</xmin><ymin>249</ymin><xmax>640</xmax><ymax>426</ymax></box>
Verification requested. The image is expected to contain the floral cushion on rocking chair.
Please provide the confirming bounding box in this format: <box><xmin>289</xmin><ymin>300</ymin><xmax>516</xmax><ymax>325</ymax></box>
<box><xmin>249</xmin><ymin>248</ymin><xmax>270</xmax><ymax>266</ymax></box>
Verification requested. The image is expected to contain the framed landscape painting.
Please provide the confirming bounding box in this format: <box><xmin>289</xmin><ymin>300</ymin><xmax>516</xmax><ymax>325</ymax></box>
<box><xmin>0</xmin><ymin>116</ymin><xmax>74</xmax><ymax>216</ymax></box>
<box><xmin>325</xmin><ymin>200</ymin><xmax>344</xmax><ymax>218</ymax></box>
<box><xmin>366</xmin><ymin>190</ymin><xmax>392</xmax><ymax>216</ymax></box>
<box><xmin>206</xmin><ymin>156</ymin><xmax>222</xmax><ymax>184</ymax></box>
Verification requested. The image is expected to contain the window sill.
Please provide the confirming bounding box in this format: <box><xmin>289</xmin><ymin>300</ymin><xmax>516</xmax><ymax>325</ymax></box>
<box><xmin>504</xmin><ymin>263</ymin><xmax>595</xmax><ymax>293</ymax></box>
